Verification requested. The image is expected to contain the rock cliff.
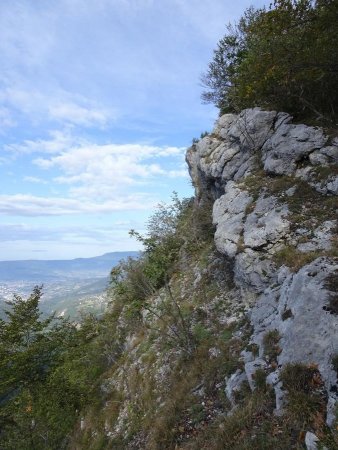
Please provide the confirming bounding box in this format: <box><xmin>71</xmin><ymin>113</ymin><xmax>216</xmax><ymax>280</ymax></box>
<box><xmin>187</xmin><ymin>108</ymin><xmax>338</xmax><ymax>427</ymax></box>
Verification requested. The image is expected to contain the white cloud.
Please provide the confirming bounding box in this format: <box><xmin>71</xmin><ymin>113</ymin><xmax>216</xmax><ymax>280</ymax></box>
<box><xmin>0</xmin><ymin>221</ymin><xmax>140</xmax><ymax>242</ymax></box>
<box><xmin>0</xmin><ymin>193</ymin><xmax>156</xmax><ymax>216</ymax></box>
<box><xmin>5</xmin><ymin>129</ymin><xmax>77</xmax><ymax>155</ymax></box>
<box><xmin>23</xmin><ymin>176</ymin><xmax>48</xmax><ymax>184</ymax></box>
<box><xmin>1</xmin><ymin>131</ymin><xmax>189</xmax><ymax>219</ymax></box>
<box><xmin>0</xmin><ymin>86</ymin><xmax>113</xmax><ymax>128</ymax></box>
<box><xmin>33</xmin><ymin>142</ymin><xmax>187</xmax><ymax>199</ymax></box>
<box><xmin>48</xmin><ymin>102</ymin><xmax>109</xmax><ymax>126</ymax></box>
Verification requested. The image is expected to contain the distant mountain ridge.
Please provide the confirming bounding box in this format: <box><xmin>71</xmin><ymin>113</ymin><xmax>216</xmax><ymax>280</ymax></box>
<box><xmin>0</xmin><ymin>251</ymin><xmax>139</xmax><ymax>282</ymax></box>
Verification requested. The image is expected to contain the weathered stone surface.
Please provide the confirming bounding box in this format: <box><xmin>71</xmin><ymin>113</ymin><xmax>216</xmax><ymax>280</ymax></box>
<box><xmin>250</xmin><ymin>258</ymin><xmax>338</xmax><ymax>422</ymax></box>
<box><xmin>262</xmin><ymin>123</ymin><xmax>326</xmax><ymax>175</ymax></box>
<box><xmin>223</xmin><ymin>108</ymin><xmax>277</xmax><ymax>149</ymax></box>
<box><xmin>213</xmin><ymin>182</ymin><xmax>253</xmax><ymax>258</ymax></box>
<box><xmin>317</xmin><ymin>144</ymin><xmax>338</xmax><ymax>164</ymax></box>
<box><xmin>326</xmin><ymin>175</ymin><xmax>338</xmax><ymax>195</ymax></box>
<box><xmin>309</xmin><ymin>143</ymin><xmax>338</xmax><ymax>166</ymax></box>
<box><xmin>266</xmin><ymin>371</ymin><xmax>284</xmax><ymax>414</ymax></box>
<box><xmin>186</xmin><ymin>108</ymin><xmax>280</xmax><ymax>201</ymax></box>
<box><xmin>305</xmin><ymin>431</ymin><xmax>320</xmax><ymax>450</ymax></box>
<box><xmin>244</xmin><ymin>358</ymin><xmax>266</xmax><ymax>390</ymax></box>
<box><xmin>186</xmin><ymin>107</ymin><xmax>338</xmax><ymax>429</ymax></box>
<box><xmin>234</xmin><ymin>250</ymin><xmax>276</xmax><ymax>294</ymax></box>
<box><xmin>212</xmin><ymin>113</ymin><xmax>237</xmax><ymax>136</ymax></box>
<box><xmin>225</xmin><ymin>370</ymin><xmax>248</xmax><ymax>406</ymax></box>
<box><xmin>297</xmin><ymin>220</ymin><xmax>337</xmax><ymax>253</ymax></box>
<box><xmin>243</xmin><ymin>196</ymin><xmax>289</xmax><ymax>249</ymax></box>
<box><xmin>309</xmin><ymin>149</ymin><xmax>333</xmax><ymax>166</ymax></box>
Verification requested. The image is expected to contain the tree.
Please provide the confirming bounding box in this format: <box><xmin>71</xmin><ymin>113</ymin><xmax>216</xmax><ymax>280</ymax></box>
<box><xmin>129</xmin><ymin>193</ymin><xmax>191</xmax><ymax>290</ymax></box>
<box><xmin>0</xmin><ymin>288</ymin><xmax>103</xmax><ymax>449</ymax></box>
<box><xmin>201</xmin><ymin>8</ymin><xmax>257</xmax><ymax>113</ymax></box>
<box><xmin>202</xmin><ymin>0</ymin><xmax>338</xmax><ymax>123</ymax></box>
<box><xmin>0</xmin><ymin>286</ymin><xmax>57</xmax><ymax>397</ymax></box>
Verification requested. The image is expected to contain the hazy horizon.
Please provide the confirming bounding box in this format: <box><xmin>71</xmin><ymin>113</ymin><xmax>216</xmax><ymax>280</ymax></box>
<box><xmin>0</xmin><ymin>249</ymin><xmax>139</xmax><ymax>262</ymax></box>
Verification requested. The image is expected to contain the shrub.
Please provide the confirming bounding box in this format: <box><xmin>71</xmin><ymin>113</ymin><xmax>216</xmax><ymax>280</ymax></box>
<box><xmin>202</xmin><ymin>0</ymin><xmax>338</xmax><ymax>123</ymax></box>
<box><xmin>262</xmin><ymin>329</ymin><xmax>281</xmax><ymax>362</ymax></box>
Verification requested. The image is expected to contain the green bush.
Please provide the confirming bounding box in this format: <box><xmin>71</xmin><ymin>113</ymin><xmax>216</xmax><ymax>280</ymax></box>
<box><xmin>202</xmin><ymin>0</ymin><xmax>338</xmax><ymax>123</ymax></box>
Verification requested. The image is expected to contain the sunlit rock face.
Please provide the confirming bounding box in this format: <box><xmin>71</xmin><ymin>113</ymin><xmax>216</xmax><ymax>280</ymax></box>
<box><xmin>186</xmin><ymin>108</ymin><xmax>338</xmax><ymax>425</ymax></box>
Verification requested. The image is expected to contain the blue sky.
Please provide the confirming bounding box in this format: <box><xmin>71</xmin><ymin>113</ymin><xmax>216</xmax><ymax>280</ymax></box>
<box><xmin>0</xmin><ymin>0</ymin><xmax>265</xmax><ymax>260</ymax></box>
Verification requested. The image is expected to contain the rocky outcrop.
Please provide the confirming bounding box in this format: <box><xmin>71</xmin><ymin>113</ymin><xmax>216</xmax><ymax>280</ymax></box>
<box><xmin>187</xmin><ymin>107</ymin><xmax>338</xmax><ymax>199</ymax></box>
<box><xmin>186</xmin><ymin>108</ymin><xmax>338</xmax><ymax>426</ymax></box>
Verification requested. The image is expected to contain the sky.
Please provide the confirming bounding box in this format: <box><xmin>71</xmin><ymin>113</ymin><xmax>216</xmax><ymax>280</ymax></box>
<box><xmin>0</xmin><ymin>0</ymin><xmax>266</xmax><ymax>261</ymax></box>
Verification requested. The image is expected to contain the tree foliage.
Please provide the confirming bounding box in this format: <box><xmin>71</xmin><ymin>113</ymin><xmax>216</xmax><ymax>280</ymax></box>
<box><xmin>128</xmin><ymin>193</ymin><xmax>191</xmax><ymax>291</ymax></box>
<box><xmin>0</xmin><ymin>287</ymin><xmax>105</xmax><ymax>449</ymax></box>
<box><xmin>202</xmin><ymin>0</ymin><xmax>338</xmax><ymax>123</ymax></box>
<box><xmin>0</xmin><ymin>286</ymin><xmax>56</xmax><ymax>395</ymax></box>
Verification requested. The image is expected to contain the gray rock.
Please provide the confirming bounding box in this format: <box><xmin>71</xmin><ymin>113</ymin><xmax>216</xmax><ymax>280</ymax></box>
<box><xmin>326</xmin><ymin>175</ymin><xmax>338</xmax><ymax>195</ymax></box>
<box><xmin>234</xmin><ymin>250</ymin><xmax>277</xmax><ymax>294</ymax></box>
<box><xmin>212</xmin><ymin>113</ymin><xmax>237</xmax><ymax>136</ymax></box>
<box><xmin>186</xmin><ymin>108</ymin><xmax>281</xmax><ymax>202</ymax></box>
<box><xmin>327</xmin><ymin>394</ymin><xmax>338</xmax><ymax>427</ymax></box>
<box><xmin>243</xmin><ymin>196</ymin><xmax>289</xmax><ymax>249</ymax></box>
<box><xmin>309</xmin><ymin>150</ymin><xmax>331</xmax><ymax>166</ymax></box>
<box><xmin>297</xmin><ymin>220</ymin><xmax>337</xmax><ymax>253</ymax></box>
<box><xmin>241</xmin><ymin>350</ymin><xmax>255</xmax><ymax>363</ymax></box>
<box><xmin>244</xmin><ymin>357</ymin><xmax>267</xmax><ymax>390</ymax></box>
<box><xmin>266</xmin><ymin>371</ymin><xmax>285</xmax><ymax>414</ymax></box>
<box><xmin>295</xmin><ymin>165</ymin><xmax>314</xmax><ymax>182</ymax></box>
<box><xmin>250</xmin><ymin>258</ymin><xmax>338</xmax><ymax>419</ymax></box>
<box><xmin>213</xmin><ymin>182</ymin><xmax>253</xmax><ymax>258</ymax></box>
<box><xmin>262</xmin><ymin>123</ymin><xmax>326</xmax><ymax>175</ymax></box>
<box><xmin>320</xmin><ymin>145</ymin><xmax>338</xmax><ymax>163</ymax></box>
<box><xmin>305</xmin><ymin>431</ymin><xmax>320</xmax><ymax>450</ymax></box>
<box><xmin>224</xmin><ymin>108</ymin><xmax>277</xmax><ymax>149</ymax></box>
<box><xmin>274</xmin><ymin>111</ymin><xmax>292</xmax><ymax>129</ymax></box>
<box><xmin>285</xmin><ymin>186</ymin><xmax>297</xmax><ymax>196</ymax></box>
<box><xmin>186</xmin><ymin>107</ymin><xmax>338</xmax><ymax>429</ymax></box>
<box><xmin>225</xmin><ymin>370</ymin><xmax>248</xmax><ymax>406</ymax></box>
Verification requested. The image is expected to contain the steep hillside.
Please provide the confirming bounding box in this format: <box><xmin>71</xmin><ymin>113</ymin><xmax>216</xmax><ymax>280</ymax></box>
<box><xmin>1</xmin><ymin>109</ymin><xmax>337</xmax><ymax>450</ymax></box>
<box><xmin>70</xmin><ymin>109</ymin><xmax>337</xmax><ymax>449</ymax></box>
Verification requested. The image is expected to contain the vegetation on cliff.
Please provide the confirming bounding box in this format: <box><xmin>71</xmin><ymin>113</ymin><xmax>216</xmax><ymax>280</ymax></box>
<box><xmin>1</xmin><ymin>1</ymin><xmax>338</xmax><ymax>448</ymax></box>
<box><xmin>202</xmin><ymin>0</ymin><xmax>338</xmax><ymax>123</ymax></box>
<box><xmin>1</xmin><ymin>186</ymin><xmax>337</xmax><ymax>448</ymax></box>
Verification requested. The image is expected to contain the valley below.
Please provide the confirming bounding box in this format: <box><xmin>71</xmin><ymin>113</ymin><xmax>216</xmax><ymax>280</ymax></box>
<box><xmin>0</xmin><ymin>251</ymin><xmax>138</xmax><ymax>319</ymax></box>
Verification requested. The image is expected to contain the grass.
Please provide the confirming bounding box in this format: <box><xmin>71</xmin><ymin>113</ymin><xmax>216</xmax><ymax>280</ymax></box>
<box><xmin>240</xmin><ymin>173</ymin><xmax>337</xmax><ymax>228</ymax></box>
<box><xmin>172</xmin><ymin>363</ymin><xmax>337</xmax><ymax>450</ymax></box>
<box><xmin>246</xmin><ymin>342</ymin><xmax>259</xmax><ymax>357</ymax></box>
<box><xmin>325</xmin><ymin>269</ymin><xmax>338</xmax><ymax>315</ymax></box>
<box><xmin>66</xmin><ymin>187</ymin><xmax>338</xmax><ymax>449</ymax></box>
<box><xmin>278</xmin><ymin>363</ymin><xmax>338</xmax><ymax>447</ymax></box>
<box><xmin>262</xmin><ymin>329</ymin><xmax>281</xmax><ymax>362</ymax></box>
<box><xmin>332</xmin><ymin>355</ymin><xmax>338</xmax><ymax>375</ymax></box>
<box><xmin>312</xmin><ymin>164</ymin><xmax>338</xmax><ymax>181</ymax></box>
<box><xmin>273</xmin><ymin>246</ymin><xmax>322</xmax><ymax>272</ymax></box>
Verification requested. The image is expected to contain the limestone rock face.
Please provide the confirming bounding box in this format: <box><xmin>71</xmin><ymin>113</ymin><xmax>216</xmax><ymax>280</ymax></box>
<box><xmin>186</xmin><ymin>108</ymin><xmax>338</xmax><ymax>426</ymax></box>
<box><xmin>262</xmin><ymin>122</ymin><xmax>326</xmax><ymax>175</ymax></box>
<box><xmin>187</xmin><ymin>107</ymin><xmax>337</xmax><ymax>199</ymax></box>
<box><xmin>243</xmin><ymin>196</ymin><xmax>289</xmax><ymax>249</ymax></box>
<box><xmin>186</xmin><ymin>108</ymin><xmax>280</xmax><ymax>201</ymax></box>
<box><xmin>212</xmin><ymin>182</ymin><xmax>253</xmax><ymax>258</ymax></box>
<box><xmin>250</xmin><ymin>258</ymin><xmax>338</xmax><ymax>424</ymax></box>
